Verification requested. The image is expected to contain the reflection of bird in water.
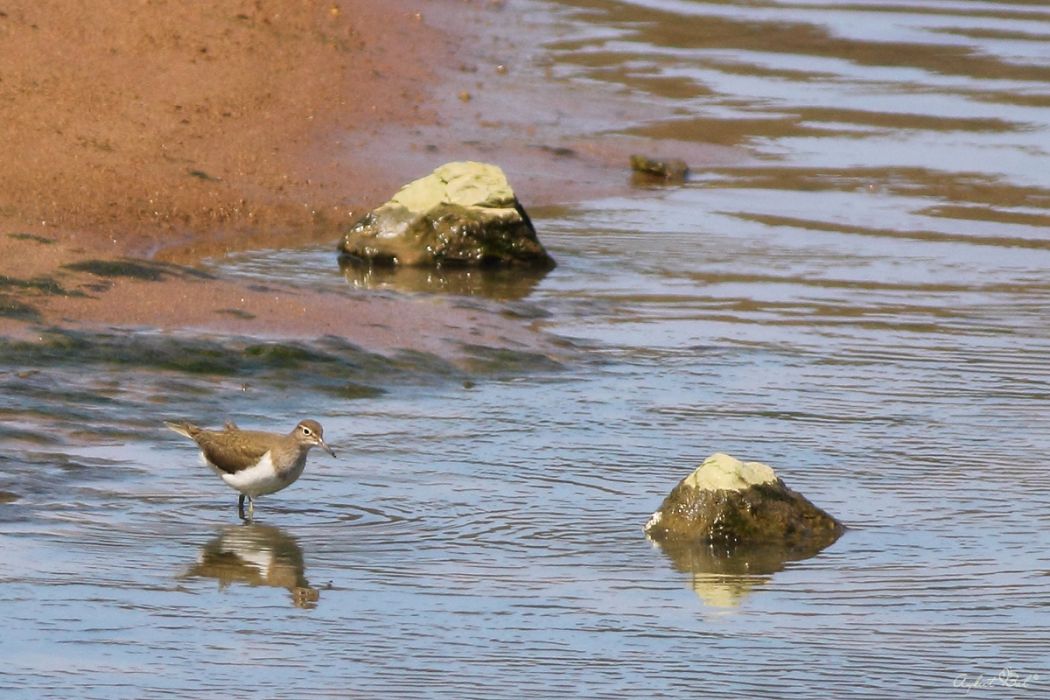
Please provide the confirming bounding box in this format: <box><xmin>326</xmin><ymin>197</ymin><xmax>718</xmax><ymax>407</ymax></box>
<box><xmin>181</xmin><ymin>524</ymin><xmax>320</xmax><ymax>608</ymax></box>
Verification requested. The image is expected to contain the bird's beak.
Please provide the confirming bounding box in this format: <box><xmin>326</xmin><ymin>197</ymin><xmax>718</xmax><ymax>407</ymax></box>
<box><xmin>319</xmin><ymin>438</ymin><xmax>336</xmax><ymax>458</ymax></box>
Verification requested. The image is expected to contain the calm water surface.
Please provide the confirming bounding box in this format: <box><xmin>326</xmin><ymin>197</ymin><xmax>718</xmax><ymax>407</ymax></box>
<box><xmin>3</xmin><ymin>1</ymin><xmax>1050</xmax><ymax>697</ymax></box>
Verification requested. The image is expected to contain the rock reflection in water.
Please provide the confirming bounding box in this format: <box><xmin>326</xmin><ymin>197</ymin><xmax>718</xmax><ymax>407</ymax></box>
<box><xmin>339</xmin><ymin>257</ymin><xmax>549</xmax><ymax>300</ymax></box>
<box><xmin>182</xmin><ymin>524</ymin><xmax>320</xmax><ymax>609</ymax></box>
<box><xmin>654</xmin><ymin>540</ymin><xmax>832</xmax><ymax>609</ymax></box>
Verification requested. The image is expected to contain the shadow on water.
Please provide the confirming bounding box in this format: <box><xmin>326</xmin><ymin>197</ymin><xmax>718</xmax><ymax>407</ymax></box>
<box><xmin>180</xmin><ymin>523</ymin><xmax>321</xmax><ymax>609</ymax></box>
<box><xmin>654</xmin><ymin>539</ymin><xmax>839</xmax><ymax>609</ymax></box>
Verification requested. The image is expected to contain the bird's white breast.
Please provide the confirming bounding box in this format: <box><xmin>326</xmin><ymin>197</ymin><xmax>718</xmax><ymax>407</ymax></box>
<box><xmin>200</xmin><ymin>450</ymin><xmax>306</xmax><ymax>498</ymax></box>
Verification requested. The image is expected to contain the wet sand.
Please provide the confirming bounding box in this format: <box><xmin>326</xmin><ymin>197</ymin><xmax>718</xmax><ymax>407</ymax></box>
<box><xmin>0</xmin><ymin>0</ymin><xmax>607</xmax><ymax>352</ymax></box>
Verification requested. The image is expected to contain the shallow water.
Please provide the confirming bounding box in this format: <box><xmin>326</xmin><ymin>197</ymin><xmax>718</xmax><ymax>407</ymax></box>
<box><xmin>4</xmin><ymin>0</ymin><xmax>1050</xmax><ymax>697</ymax></box>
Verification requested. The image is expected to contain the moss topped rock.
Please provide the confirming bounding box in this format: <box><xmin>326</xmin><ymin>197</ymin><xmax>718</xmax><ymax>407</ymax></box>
<box><xmin>644</xmin><ymin>452</ymin><xmax>844</xmax><ymax>549</ymax></box>
<box><xmin>339</xmin><ymin>161</ymin><xmax>554</xmax><ymax>269</ymax></box>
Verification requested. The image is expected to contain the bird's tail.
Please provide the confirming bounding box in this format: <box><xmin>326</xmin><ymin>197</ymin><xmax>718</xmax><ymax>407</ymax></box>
<box><xmin>164</xmin><ymin>420</ymin><xmax>201</xmax><ymax>439</ymax></box>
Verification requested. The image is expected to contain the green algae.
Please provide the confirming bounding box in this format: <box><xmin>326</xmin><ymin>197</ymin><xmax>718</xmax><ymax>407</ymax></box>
<box><xmin>0</xmin><ymin>296</ymin><xmax>40</xmax><ymax>321</ymax></box>
<box><xmin>0</xmin><ymin>330</ymin><xmax>558</xmax><ymax>398</ymax></box>
<box><xmin>459</xmin><ymin>344</ymin><xmax>564</xmax><ymax>375</ymax></box>
<box><xmin>0</xmin><ymin>274</ymin><xmax>77</xmax><ymax>296</ymax></box>
<box><xmin>215</xmin><ymin>308</ymin><xmax>256</xmax><ymax>320</ymax></box>
<box><xmin>7</xmin><ymin>233</ymin><xmax>56</xmax><ymax>245</ymax></box>
<box><xmin>188</xmin><ymin>169</ymin><xmax>220</xmax><ymax>182</ymax></box>
<box><xmin>62</xmin><ymin>259</ymin><xmax>213</xmax><ymax>281</ymax></box>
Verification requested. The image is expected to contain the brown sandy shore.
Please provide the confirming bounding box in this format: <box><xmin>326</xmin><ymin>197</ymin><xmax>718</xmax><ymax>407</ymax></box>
<box><xmin>0</xmin><ymin>0</ymin><xmax>735</xmax><ymax>356</ymax></box>
<box><xmin>0</xmin><ymin>0</ymin><xmax>503</xmax><ymax>354</ymax></box>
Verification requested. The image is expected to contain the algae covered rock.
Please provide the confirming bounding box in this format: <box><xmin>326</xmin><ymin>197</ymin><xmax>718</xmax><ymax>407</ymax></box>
<box><xmin>644</xmin><ymin>452</ymin><xmax>844</xmax><ymax>549</ymax></box>
<box><xmin>339</xmin><ymin>161</ymin><xmax>554</xmax><ymax>269</ymax></box>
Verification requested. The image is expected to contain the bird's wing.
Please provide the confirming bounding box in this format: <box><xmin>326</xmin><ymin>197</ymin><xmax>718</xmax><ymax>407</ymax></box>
<box><xmin>198</xmin><ymin>431</ymin><xmax>274</xmax><ymax>474</ymax></box>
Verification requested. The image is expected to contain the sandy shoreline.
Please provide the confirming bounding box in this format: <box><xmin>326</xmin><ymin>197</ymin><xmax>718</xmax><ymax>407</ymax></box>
<box><xmin>0</xmin><ymin>0</ymin><xmax>538</xmax><ymax>353</ymax></box>
<box><xmin>0</xmin><ymin>0</ymin><xmax>735</xmax><ymax>355</ymax></box>
<box><xmin>0</xmin><ymin>1</ymin><xmax>440</xmax><ymax>245</ymax></box>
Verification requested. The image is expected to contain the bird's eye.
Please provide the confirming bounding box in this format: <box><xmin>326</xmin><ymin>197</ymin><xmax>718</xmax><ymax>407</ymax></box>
<box><xmin>302</xmin><ymin>427</ymin><xmax>312</xmax><ymax>436</ymax></box>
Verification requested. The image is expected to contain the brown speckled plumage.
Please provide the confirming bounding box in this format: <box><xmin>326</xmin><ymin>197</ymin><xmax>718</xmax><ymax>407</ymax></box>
<box><xmin>165</xmin><ymin>419</ymin><xmax>335</xmax><ymax>519</ymax></box>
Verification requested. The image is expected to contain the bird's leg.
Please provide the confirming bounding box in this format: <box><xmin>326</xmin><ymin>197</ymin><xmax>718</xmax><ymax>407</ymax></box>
<box><xmin>238</xmin><ymin>494</ymin><xmax>247</xmax><ymax>520</ymax></box>
<box><xmin>247</xmin><ymin>496</ymin><xmax>255</xmax><ymax>520</ymax></box>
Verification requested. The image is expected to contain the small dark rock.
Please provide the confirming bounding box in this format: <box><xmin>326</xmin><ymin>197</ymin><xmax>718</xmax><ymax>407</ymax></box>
<box><xmin>630</xmin><ymin>154</ymin><xmax>689</xmax><ymax>183</ymax></box>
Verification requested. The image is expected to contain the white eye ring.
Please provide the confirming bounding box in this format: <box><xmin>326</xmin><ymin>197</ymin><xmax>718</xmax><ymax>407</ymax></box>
<box><xmin>302</xmin><ymin>427</ymin><xmax>313</xmax><ymax>436</ymax></box>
